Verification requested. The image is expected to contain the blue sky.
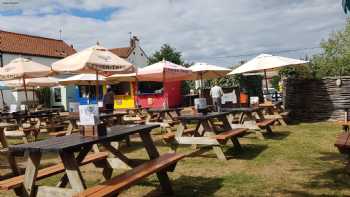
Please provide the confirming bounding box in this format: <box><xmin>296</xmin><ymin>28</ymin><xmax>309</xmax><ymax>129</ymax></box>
<box><xmin>0</xmin><ymin>0</ymin><xmax>347</xmax><ymax>66</ymax></box>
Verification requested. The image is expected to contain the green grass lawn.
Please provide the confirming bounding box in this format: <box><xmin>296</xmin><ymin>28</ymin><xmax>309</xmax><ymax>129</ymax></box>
<box><xmin>1</xmin><ymin>122</ymin><xmax>350</xmax><ymax>196</ymax></box>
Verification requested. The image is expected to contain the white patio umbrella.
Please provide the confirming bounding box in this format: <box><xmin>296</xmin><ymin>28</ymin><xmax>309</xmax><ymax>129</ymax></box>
<box><xmin>59</xmin><ymin>74</ymin><xmax>106</xmax><ymax>86</ymax></box>
<box><xmin>228</xmin><ymin>54</ymin><xmax>308</xmax><ymax>95</ymax></box>
<box><xmin>0</xmin><ymin>57</ymin><xmax>52</xmax><ymax>103</ymax></box>
<box><xmin>5</xmin><ymin>77</ymin><xmax>59</xmax><ymax>87</ymax></box>
<box><xmin>189</xmin><ymin>63</ymin><xmax>231</xmax><ymax>80</ymax></box>
<box><xmin>52</xmin><ymin>44</ymin><xmax>135</xmax><ymax>103</ymax></box>
<box><xmin>189</xmin><ymin>63</ymin><xmax>231</xmax><ymax>97</ymax></box>
<box><xmin>5</xmin><ymin>77</ymin><xmax>59</xmax><ymax>104</ymax></box>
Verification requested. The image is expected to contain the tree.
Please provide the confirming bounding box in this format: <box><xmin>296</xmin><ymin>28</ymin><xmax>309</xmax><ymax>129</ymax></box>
<box><xmin>310</xmin><ymin>19</ymin><xmax>350</xmax><ymax>78</ymax></box>
<box><xmin>148</xmin><ymin>44</ymin><xmax>184</xmax><ymax>65</ymax></box>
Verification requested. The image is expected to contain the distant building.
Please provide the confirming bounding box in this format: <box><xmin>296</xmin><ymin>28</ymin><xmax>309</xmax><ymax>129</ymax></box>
<box><xmin>109</xmin><ymin>36</ymin><xmax>148</xmax><ymax>68</ymax></box>
<box><xmin>0</xmin><ymin>30</ymin><xmax>76</xmax><ymax>109</ymax></box>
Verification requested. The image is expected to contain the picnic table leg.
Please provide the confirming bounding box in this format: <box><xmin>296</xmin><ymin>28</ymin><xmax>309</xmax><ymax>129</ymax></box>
<box><xmin>0</xmin><ymin>128</ymin><xmax>8</xmax><ymax>148</ymax></box>
<box><xmin>139</xmin><ymin>131</ymin><xmax>173</xmax><ymax>194</ymax></box>
<box><xmin>203</xmin><ymin>120</ymin><xmax>227</xmax><ymax>161</ymax></box>
<box><xmin>59</xmin><ymin>151</ymin><xmax>87</xmax><ymax>192</ymax></box>
<box><xmin>103</xmin><ymin>143</ymin><xmax>136</xmax><ymax>167</ymax></box>
<box><xmin>22</xmin><ymin>151</ymin><xmax>41</xmax><ymax>197</ymax></box>
<box><xmin>57</xmin><ymin>145</ymin><xmax>92</xmax><ymax>188</ymax></box>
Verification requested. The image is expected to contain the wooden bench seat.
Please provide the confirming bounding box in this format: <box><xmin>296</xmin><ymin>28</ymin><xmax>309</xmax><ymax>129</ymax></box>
<box><xmin>74</xmin><ymin>153</ymin><xmax>185</xmax><ymax>197</ymax></box>
<box><xmin>0</xmin><ymin>152</ymin><xmax>109</xmax><ymax>191</ymax></box>
<box><xmin>211</xmin><ymin>128</ymin><xmax>247</xmax><ymax>142</ymax></box>
<box><xmin>48</xmin><ymin>130</ymin><xmax>68</xmax><ymax>137</ymax></box>
<box><xmin>162</xmin><ymin>128</ymin><xmax>196</xmax><ymax>143</ymax></box>
<box><xmin>256</xmin><ymin>119</ymin><xmax>276</xmax><ymax>134</ymax></box>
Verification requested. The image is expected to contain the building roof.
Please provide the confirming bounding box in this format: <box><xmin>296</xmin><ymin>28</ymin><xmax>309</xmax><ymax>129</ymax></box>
<box><xmin>109</xmin><ymin>47</ymin><xmax>132</xmax><ymax>58</ymax></box>
<box><xmin>0</xmin><ymin>30</ymin><xmax>76</xmax><ymax>58</ymax></box>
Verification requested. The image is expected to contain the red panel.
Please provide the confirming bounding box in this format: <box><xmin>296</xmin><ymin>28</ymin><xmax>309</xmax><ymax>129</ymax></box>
<box><xmin>136</xmin><ymin>81</ymin><xmax>182</xmax><ymax>108</ymax></box>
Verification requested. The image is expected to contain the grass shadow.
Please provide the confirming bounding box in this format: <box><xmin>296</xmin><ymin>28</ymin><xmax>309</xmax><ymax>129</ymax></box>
<box><xmin>303</xmin><ymin>167</ymin><xmax>350</xmax><ymax>191</ymax></box>
<box><xmin>140</xmin><ymin>175</ymin><xmax>224</xmax><ymax>197</ymax></box>
<box><xmin>225</xmin><ymin>144</ymin><xmax>268</xmax><ymax>160</ymax></box>
<box><xmin>263</xmin><ymin>130</ymin><xmax>291</xmax><ymax>140</ymax></box>
<box><xmin>318</xmin><ymin>151</ymin><xmax>345</xmax><ymax>162</ymax></box>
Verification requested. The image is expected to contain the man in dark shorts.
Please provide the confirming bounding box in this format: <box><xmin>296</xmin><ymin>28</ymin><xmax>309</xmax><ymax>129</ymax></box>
<box><xmin>103</xmin><ymin>88</ymin><xmax>115</xmax><ymax>112</ymax></box>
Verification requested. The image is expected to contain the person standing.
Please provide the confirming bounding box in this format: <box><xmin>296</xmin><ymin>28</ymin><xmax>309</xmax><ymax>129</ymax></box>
<box><xmin>103</xmin><ymin>87</ymin><xmax>115</xmax><ymax>112</ymax></box>
<box><xmin>210</xmin><ymin>82</ymin><xmax>224</xmax><ymax>112</ymax></box>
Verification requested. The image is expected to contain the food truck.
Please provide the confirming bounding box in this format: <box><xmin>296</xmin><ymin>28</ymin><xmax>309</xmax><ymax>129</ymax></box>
<box><xmin>136</xmin><ymin>81</ymin><xmax>182</xmax><ymax>108</ymax></box>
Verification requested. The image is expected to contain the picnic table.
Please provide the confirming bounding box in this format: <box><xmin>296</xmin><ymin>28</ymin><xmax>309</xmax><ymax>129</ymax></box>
<box><xmin>164</xmin><ymin>112</ymin><xmax>248</xmax><ymax>160</ymax></box>
<box><xmin>222</xmin><ymin>107</ymin><xmax>276</xmax><ymax>139</ymax></box>
<box><xmin>259</xmin><ymin>101</ymin><xmax>287</xmax><ymax>126</ymax></box>
<box><xmin>5</xmin><ymin>124</ymin><xmax>184</xmax><ymax>196</ymax></box>
<box><xmin>146</xmin><ymin>108</ymin><xmax>181</xmax><ymax>122</ymax></box>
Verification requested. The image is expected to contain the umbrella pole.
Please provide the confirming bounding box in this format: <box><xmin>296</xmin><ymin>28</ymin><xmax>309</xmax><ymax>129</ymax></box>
<box><xmin>264</xmin><ymin>70</ymin><xmax>269</xmax><ymax>102</ymax></box>
<box><xmin>200</xmin><ymin>72</ymin><xmax>203</xmax><ymax>98</ymax></box>
<box><xmin>0</xmin><ymin>90</ymin><xmax>5</xmax><ymax>107</ymax></box>
<box><xmin>95</xmin><ymin>70</ymin><xmax>99</xmax><ymax>105</ymax></box>
<box><xmin>23</xmin><ymin>76</ymin><xmax>28</xmax><ymax>104</ymax></box>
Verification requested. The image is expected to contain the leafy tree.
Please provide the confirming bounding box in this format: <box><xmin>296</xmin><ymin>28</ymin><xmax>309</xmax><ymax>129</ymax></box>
<box><xmin>271</xmin><ymin>75</ymin><xmax>281</xmax><ymax>91</ymax></box>
<box><xmin>148</xmin><ymin>44</ymin><xmax>184</xmax><ymax>65</ymax></box>
<box><xmin>310</xmin><ymin>19</ymin><xmax>350</xmax><ymax>78</ymax></box>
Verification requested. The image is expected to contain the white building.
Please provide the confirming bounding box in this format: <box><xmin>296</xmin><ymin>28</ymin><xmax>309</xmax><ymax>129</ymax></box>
<box><xmin>0</xmin><ymin>30</ymin><xmax>76</xmax><ymax>109</ymax></box>
<box><xmin>109</xmin><ymin>36</ymin><xmax>148</xmax><ymax>68</ymax></box>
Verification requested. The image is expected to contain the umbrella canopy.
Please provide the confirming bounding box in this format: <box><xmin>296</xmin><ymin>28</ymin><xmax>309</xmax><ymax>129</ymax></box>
<box><xmin>228</xmin><ymin>54</ymin><xmax>308</xmax><ymax>75</ymax></box>
<box><xmin>189</xmin><ymin>63</ymin><xmax>231</xmax><ymax>80</ymax></box>
<box><xmin>0</xmin><ymin>57</ymin><xmax>51</xmax><ymax>104</ymax></box>
<box><xmin>0</xmin><ymin>57</ymin><xmax>51</xmax><ymax>80</ymax></box>
<box><xmin>52</xmin><ymin>45</ymin><xmax>135</xmax><ymax>75</ymax></box>
<box><xmin>5</xmin><ymin>77</ymin><xmax>59</xmax><ymax>87</ymax></box>
<box><xmin>106</xmin><ymin>73</ymin><xmax>137</xmax><ymax>82</ymax></box>
<box><xmin>137</xmin><ymin>60</ymin><xmax>192</xmax><ymax>82</ymax></box>
<box><xmin>59</xmin><ymin>74</ymin><xmax>106</xmax><ymax>85</ymax></box>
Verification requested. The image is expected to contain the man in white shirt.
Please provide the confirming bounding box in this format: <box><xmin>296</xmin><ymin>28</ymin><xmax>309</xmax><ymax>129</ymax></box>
<box><xmin>210</xmin><ymin>82</ymin><xmax>224</xmax><ymax>112</ymax></box>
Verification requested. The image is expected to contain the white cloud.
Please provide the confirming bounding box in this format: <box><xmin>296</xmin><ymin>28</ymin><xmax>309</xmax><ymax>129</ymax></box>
<box><xmin>0</xmin><ymin>0</ymin><xmax>347</xmax><ymax>67</ymax></box>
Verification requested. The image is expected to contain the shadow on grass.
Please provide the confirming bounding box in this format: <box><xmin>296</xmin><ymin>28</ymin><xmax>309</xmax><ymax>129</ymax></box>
<box><xmin>303</xmin><ymin>168</ymin><xmax>350</xmax><ymax>191</ymax></box>
<box><xmin>280</xmin><ymin>190</ymin><xmax>338</xmax><ymax>197</ymax></box>
<box><xmin>318</xmin><ymin>151</ymin><xmax>345</xmax><ymax>162</ymax></box>
<box><xmin>138</xmin><ymin>175</ymin><xmax>224</xmax><ymax>197</ymax></box>
<box><xmin>263</xmin><ymin>130</ymin><xmax>291</xmax><ymax>140</ymax></box>
<box><xmin>226</xmin><ymin>144</ymin><xmax>268</xmax><ymax>160</ymax></box>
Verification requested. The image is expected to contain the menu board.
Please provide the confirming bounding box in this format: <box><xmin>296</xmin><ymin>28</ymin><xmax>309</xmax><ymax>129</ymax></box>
<box><xmin>9</xmin><ymin>104</ymin><xmax>17</xmax><ymax>113</ymax></box>
<box><xmin>79</xmin><ymin>104</ymin><xmax>99</xmax><ymax>126</ymax></box>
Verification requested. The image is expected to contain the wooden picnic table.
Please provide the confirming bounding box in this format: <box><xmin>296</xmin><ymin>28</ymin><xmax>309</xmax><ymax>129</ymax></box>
<box><xmin>259</xmin><ymin>101</ymin><xmax>287</xmax><ymax>126</ymax></box>
<box><xmin>222</xmin><ymin>107</ymin><xmax>276</xmax><ymax>139</ymax></box>
<box><xmin>146</xmin><ymin>108</ymin><xmax>182</xmax><ymax>122</ymax></box>
<box><xmin>7</xmin><ymin>124</ymin><xmax>180</xmax><ymax>196</ymax></box>
<box><xmin>170</xmin><ymin>112</ymin><xmax>247</xmax><ymax>160</ymax></box>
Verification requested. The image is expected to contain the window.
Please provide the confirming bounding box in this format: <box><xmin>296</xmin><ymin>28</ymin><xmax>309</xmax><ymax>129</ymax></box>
<box><xmin>111</xmin><ymin>82</ymin><xmax>131</xmax><ymax>95</ymax></box>
<box><xmin>54</xmin><ymin>88</ymin><xmax>62</xmax><ymax>102</ymax></box>
<box><xmin>79</xmin><ymin>85</ymin><xmax>103</xmax><ymax>99</ymax></box>
<box><xmin>138</xmin><ymin>82</ymin><xmax>163</xmax><ymax>94</ymax></box>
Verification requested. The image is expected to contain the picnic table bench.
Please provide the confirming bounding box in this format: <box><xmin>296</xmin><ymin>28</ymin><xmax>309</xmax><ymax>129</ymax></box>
<box><xmin>4</xmin><ymin>124</ymin><xmax>184</xmax><ymax>196</ymax></box>
<box><xmin>222</xmin><ymin>107</ymin><xmax>276</xmax><ymax>139</ymax></box>
<box><xmin>163</xmin><ymin>112</ymin><xmax>248</xmax><ymax>160</ymax></box>
<box><xmin>146</xmin><ymin>108</ymin><xmax>182</xmax><ymax>132</ymax></box>
<box><xmin>258</xmin><ymin>101</ymin><xmax>287</xmax><ymax>126</ymax></box>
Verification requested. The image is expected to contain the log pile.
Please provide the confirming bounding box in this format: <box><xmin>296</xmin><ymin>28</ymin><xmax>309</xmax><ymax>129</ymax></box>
<box><xmin>284</xmin><ymin>77</ymin><xmax>350</xmax><ymax>121</ymax></box>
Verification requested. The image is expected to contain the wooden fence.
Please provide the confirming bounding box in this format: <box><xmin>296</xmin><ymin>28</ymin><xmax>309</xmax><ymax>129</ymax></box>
<box><xmin>284</xmin><ymin>77</ymin><xmax>350</xmax><ymax>121</ymax></box>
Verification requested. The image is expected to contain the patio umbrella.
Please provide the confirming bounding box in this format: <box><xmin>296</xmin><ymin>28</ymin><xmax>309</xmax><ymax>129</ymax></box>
<box><xmin>137</xmin><ymin>60</ymin><xmax>192</xmax><ymax>107</ymax></box>
<box><xmin>52</xmin><ymin>44</ymin><xmax>135</xmax><ymax>104</ymax></box>
<box><xmin>59</xmin><ymin>74</ymin><xmax>106</xmax><ymax>86</ymax></box>
<box><xmin>106</xmin><ymin>73</ymin><xmax>137</xmax><ymax>82</ymax></box>
<box><xmin>228</xmin><ymin>54</ymin><xmax>308</xmax><ymax>96</ymax></box>
<box><xmin>189</xmin><ymin>62</ymin><xmax>231</xmax><ymax>97</ymax></box>
<box><xmin>6</xmin><ymin>77</ymin><xmax>59</xmax><ymax>104</ymax></box>
<box><xmin>0</xmin><ymin>57</ymin><xmax>51</xmax><ymax>104</ymax></box>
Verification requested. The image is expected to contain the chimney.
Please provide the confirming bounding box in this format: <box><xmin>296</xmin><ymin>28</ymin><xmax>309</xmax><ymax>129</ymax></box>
<box><xmin>130</xmin><ymin>36</ymin><xmax>139</xmax><ymax>48</ymax></box>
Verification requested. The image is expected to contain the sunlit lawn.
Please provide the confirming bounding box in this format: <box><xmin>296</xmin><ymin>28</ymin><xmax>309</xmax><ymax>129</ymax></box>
<box><xmin>1</xmin><ymin>122</ymin><xmax>350</xmax><ymax>196</ymax></box>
